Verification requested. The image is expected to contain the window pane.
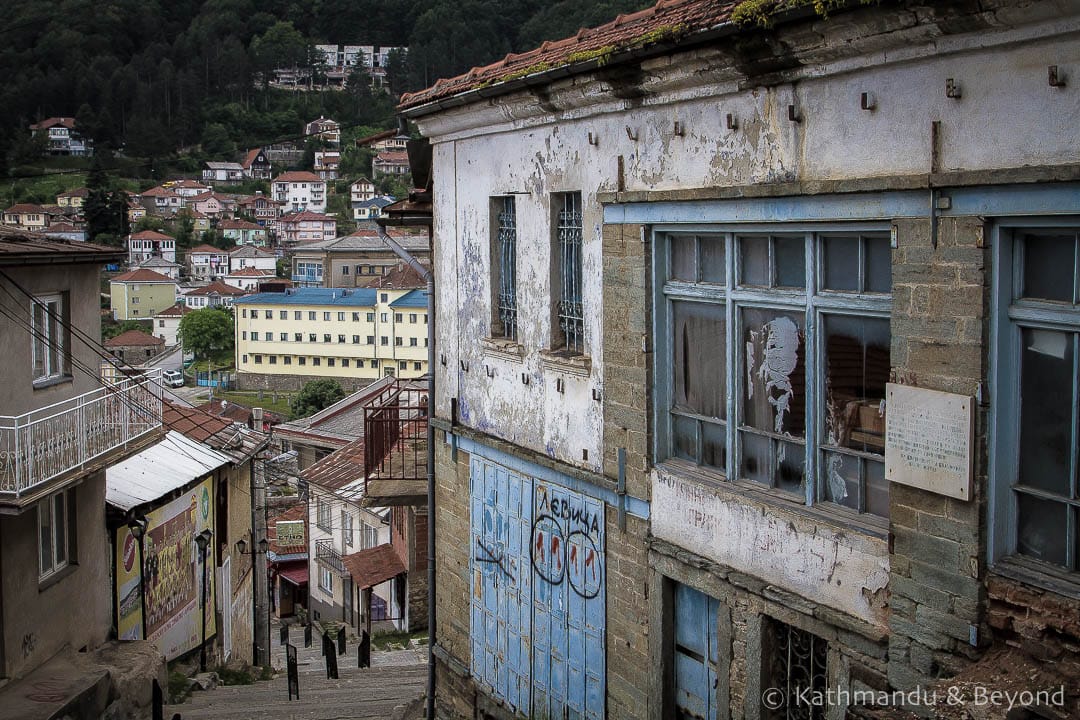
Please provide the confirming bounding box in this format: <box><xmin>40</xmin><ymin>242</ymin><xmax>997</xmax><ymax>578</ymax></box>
<box><xmin>701</xmin><ymin>421</ymin><xmax>726</xmax><ymax>471</ymax></box>
<box><xmin>32</xmin><ymin>302</ymin><xmax>46</xmax><ymax>377</ymax></box>
<box><xmin>865</xmin><ymin>460</ymin><xmax>889</xmax><ymax>518</ymax></box>
<box><xmin>773</xmin><ymin>237</ymin><xmax>805</xmax><ymax>289</ymax></box>
<box><xmin>1020</xmin><ymin>232</ymin><xmax>1075</xmax><ymax>302</ymax></box>
<box><xmin>39</xmin><ymin>502</ymin><xmax>52</xmax><ymax>572</ymax></box>
<box><xmin>740</xmin><ymin>432</ymin><xmax>770</xmax><ymax>486</ymax></box>
<box><xmin>54</xmin><ymin>494</ymin><xmax>66</xmax><ymax>565</ymax></box>
<box><xmin>699</xmin><ymin>237</ymin><xmax>726</xmax><ymax>284</ymax></box>
<box><xmin>776</xmin><ymin>439</ymin><xmax>805</xmax><ymax>494</ymax></box>
<box><xmin>822</xmin><ymin>451</ymin><xmax>860</xmax><ymax>511</ymax></box>
<box><xmin>1018</xmin><ymin>327</ymin><xmax>1073</xmax><ymax>496</ymax></box>
<box><xmin>742</xmin><ymin>308</ymin><xmax>805</xmax><ymax>437</ymax></box>
<box><xmin>671</xmin><ymin>236</ymin><xmax>696</xmax><ymax>281</ymax></box>
<box><xmin>822</xmin><ymin>236</ymin><xmax>859</xmax><ymax>292</ymax></box>
<box><xmin>823</xmin><ymin>315</ymin><xmax>889</xmax><ymax>454</ymax></box>
<box><xmin>1016</xmin><ymin>493</ymin><xmax>1067</xmax><ymax>566</ymax></box>
<box><xmin>739</xmin><ymin>237</ymin><xmax>769</xmax><ymax>286</ymax></box>
<box><xmin>47</xmin><ymin>300</ymin><xmax>62</xmax><ymax>375</ymax></box>
<box><xmin>672</xmin><ymin>415</ymin><xmax>696</xmax><ymax>462</ymax></box>
<box><xmin>864</xmin><ymin>236</ymin><xmax>892</xmax><ymax>293</ymax></box>
<box><xmin>672</xmin><ymin>301</ymin><xmax>725</xmax><ymax>419</ymax></box>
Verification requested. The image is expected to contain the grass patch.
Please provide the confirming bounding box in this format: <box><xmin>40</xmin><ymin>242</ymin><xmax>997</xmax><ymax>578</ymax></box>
<box><xmin>259</xmin><ymin>664</ymin><xmax>275</xmax><ymax>681</ymax></box>
<box><xmin>370</xmin><ymin>629</ymin><xmax>428</xmax><ymax>652</ymax></box>
<box><xmin>214</xmin><ymin>665</ymin><xmax>255</xmax><ymax>686</ymax></box>
<box><xmin>210</xmin><ymin>390</ymin><xmax>295</xmax><ymax>417</ymax></box>
<box><xmin>167</xmin><ymin>670</ymin><xmax>192</xmax><ymax>704</ymax></box>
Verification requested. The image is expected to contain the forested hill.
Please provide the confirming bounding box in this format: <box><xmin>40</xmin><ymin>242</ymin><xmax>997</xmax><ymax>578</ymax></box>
<box><xmin>0</xmin><ymin>0</ymin><xmax>651</xmax><ymax>169</ymax></box>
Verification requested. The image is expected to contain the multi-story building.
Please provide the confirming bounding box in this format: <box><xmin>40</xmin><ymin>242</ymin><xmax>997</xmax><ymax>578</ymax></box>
<box><xmin>0</xmin><ymin>227</ymin><xmax>162</xmax><ymax>683</ymax></box>
<box><xmin>278</xmin><ymin>210</ymin><xmax>337</xmax><ymax>247</ymax></box>
<box><xmin>127</xmin><ymin>229</ymin><xmax>177</xmax><ymax>265</ymax></box>
<box><xmin>353</xmin><ymin>197</ymin><xmax>393</xmax><ymax>222</ymax></box>
<box><xmin>303</xmin><ymin>117</ymin><xmax>341</xmax><ymax>147</ymax></box>
<box><xmin>130</xmin><ymin>255</ymin><xmax>181</xmax><ymax>280</ymax></box>
<box><xmin>202</xmin><ymin>162</ymin><xmax>245</xmax><ymax>184</ymax></box>
<box><xmin>103</xmin><ymin>328</ymin><xmax>165</xmax><ymax>364</ymax></box>
<box><xmin>229</xmin><ymin>245</ymin><xmax>276</xmax><ymax>273</ymax></box>
<box><xmin>109</xmin><ymin>268</ymin><xmax>178</xmax><ymax>320</ymax></box>
<box><xmin>401</xmin><ymin>1</ymin><xmax>1080</xmax><ymax>719</ymax></box>
<box><xmin>152</xmin><ymin>303</ymin><xmax>193</xmax><ymax>346</ymax></box>
<box><xmin>56</xmin><ymin>187</ymin><xmax>88</xmax><ymax>210</ymax></box>
<box><xmin>137</xmin><ymin>186</ymin><xmax>184</xmax><ymax>216</ymax></box>
<box><xmin>314</xmin><ymin>151</ymin><xmax>341</xmax><ymax>180</ymax></box>
<box><xmin>222</xmin><ymin>222</ymin><xmax>269</xmax><ymax>248</ymax></box>
<box><xmin>187</xmin><ymin>191</ymin><xmax>237</xmax><ymax>219</ymax></box>
<box><xmin>271</xmin><ymin>171</ymin><xmax>327</xmax><ymax>214</ymax></box>
<box><xmin>240</xmin><ymin>148</ymin><xmax>272</xmax><ymax>180</ymax></box>
<box><xmin>372</xmin><ymin>151</ymin><xmax>410</xmax><ymax>178</ymax></box>
<box><xmin>233</xmin><ymin>287</ymin><xmax>429</xmax><ymax>390</ymax></box>
<box><xmin>290</xmin><ymin>231</ymin><xmax>429</xmax><ymax>288</ymax></box>
<box><xmin>224</xmin><ymin>267</ymin><xmax>276</xmax><ymax>293</ymax></box>
<box><xmin>29</xmin><ymin>117</ymin><xmax>93</xmax><ymax>156</ymax></box>
<box><xmin>182</xmin><ymin>280</ymin><xmax>247</xmax><ymax>310</ymax></box>
<box><xmin>350</xmin><ymin>178</ymin><xmax>376</xmax><ymax>204</ymax></box>
<box><xmin>186</xmin><ymin>244</ymin><xmax>231</xmax><ymax>280</ymax></box>
<box><xmin>2</xmin><ymin>204</ymin><xmax>50</xmax><ymax>231</ymax></box>
<box><xmin>236</xmin><ymin>192</ymin><xmax>283</xmax><ymax>232</ymax></box>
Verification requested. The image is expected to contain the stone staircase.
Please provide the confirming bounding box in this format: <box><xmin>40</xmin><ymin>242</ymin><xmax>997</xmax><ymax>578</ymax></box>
<box><xmin>166</xmin><ymin>628</ymin><xmax>427</xmax><ymax>720</ymax></box>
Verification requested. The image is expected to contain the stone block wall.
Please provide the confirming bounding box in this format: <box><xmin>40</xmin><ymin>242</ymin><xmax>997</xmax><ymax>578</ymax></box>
<box><xmin>887</xmin><ymin>216</ymin><xmax>990</xmax><ymax>689</ymax></box>
<box><xmin>236</xmin><ymin>370</ymin><xmax>377</xmax><ymax>393</ymax></box>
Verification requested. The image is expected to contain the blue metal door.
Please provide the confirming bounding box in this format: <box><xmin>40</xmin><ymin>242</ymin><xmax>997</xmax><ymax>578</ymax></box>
<box><xmin>470</xmin><ymin>456</ymin><xmax>606</xmax><ymax>719</ymax></box>
<box><xmin>674</xmin><ymin>584</ymin><xmax>720</xmax><ymax>720</ymax></box>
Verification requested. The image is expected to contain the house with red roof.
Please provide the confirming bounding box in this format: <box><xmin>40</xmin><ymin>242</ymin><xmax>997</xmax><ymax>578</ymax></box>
<box><xmin>229</xmin><ymin>244</ymin><xmax>276</xmax><ymax>273</ymax></box>
<box><xmin>127</xmin><ymin>229</ymin><xmax>176</xmax><ymax>265</ymax></box>
<box><xmin>136</xmin><ymin>185</ymin><xmax>184</xmax><ymax>215</ymax></box>
<box><xmin>271</xmin><ymin>171</ymin><xmax>327</xmax><ymax>213</ymax></box>
<box><xmin>278</xmin><ymin>210</ymin><xmax>337</xmax><ymax>246</ymax></box>
<box><xmin>103</xmin><ymin>329</ymin><xmax>165</xmax><ymax>364</ymax></box>
<box><xmin>186</xmin><ymin>244</ymin><xmax>230</xmax><ymax>280</ymax></box>
<box><xmin>223</xmin><ymin>266</ymin><xmax>276</xmax><ymax>292</ymax></box>
<box><xmin>221</xmin><ymin>219</ymin><xmax>268</xmax><ymax>247</ymax></box>
<box><xmin>236</xmin><ymin>193</ymin><xmax>283</xmax><ymax>232</ymax></box>
<box><xmin>182</xmin><ymin>279</ymin><xmax>247</xmax><ymax>309</ymax></box>
<box><xmin>372</xmin><ymin>151</ymin><xmax>410</xmax><ymax>178</ymax></box>
<box><xmin>187</xmin><ymin>191</ymin><xmax>237</xmax><ymax>219</ymax></box>
<box><xmin>240</xmin><ymin>148</ymin><xmax>272</xmax><ymax>180</ymax></box>
<box><xmin>109</xmin><ymin>268</ymin><xmax>179</xmax><ymax>320</ymax></box>
<box><xmin>151</xmin><ymin>303</ymin><xmax>193</xmax><ymax>345</ymax></box>
<box><xmin>56</xmin><ymin>187</ymin><xmax>89</xmax><ymax>210</ymax></box>
<box><xmin>29</xmin><ymin>116</ymin><xmax>93</xmax><ymax>156</ymax></box>
<box><xmin>2</xmin><ymin>203</ymin><xmax>50</xmax><ymax>231</ymax></box>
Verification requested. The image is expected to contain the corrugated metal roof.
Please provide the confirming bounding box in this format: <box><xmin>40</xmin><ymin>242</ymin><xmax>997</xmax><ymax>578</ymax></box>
<box><xmin>389</xmin><ymin>289</ymin><xmax>428</xmax><ymax>308</ymax></box>
<box><xmin>234</xmin><ymin>288</ymin><xmax>378</xmax><ymax>307</ymax></box>
<box><xmin>106</xmin><ymin>430</ymin><xmax>230</xmax><ymax>511</ymax></box>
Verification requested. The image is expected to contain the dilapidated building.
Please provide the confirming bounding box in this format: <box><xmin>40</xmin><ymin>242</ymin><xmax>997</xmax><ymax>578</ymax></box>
<box><xmin>401</xmin><ymin>0</ymin><xmax>1080</xmax><ymax>718</ymax></box>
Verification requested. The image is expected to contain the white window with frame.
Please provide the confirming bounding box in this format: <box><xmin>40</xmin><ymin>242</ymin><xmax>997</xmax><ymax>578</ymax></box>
<box><xmin>655</xmin><ymin>228</ymin><xmax>892</xmax><ymax>520</ymax></box>
<box><xmin>31</xmin><ymin>293</ymin><xmax>67</xmax><ymax>384</ymax></box>
<box><xmin>343</xmin><ymin>511</ymin><xmax>354</xmax><ymax>547</ymax></box>
<box><xmin>316</xmin><ymin>497</ymin><xmax>332</xmax><ymax>532</ymax></box>
<box><xmin>361</xmin><ymin>521</ymin><xmax>379</xmax><ymax>548</ymax></box>
<box><xmin>992</xmin><ymin>221</ymin><xmax>1080</xmax><ymax>573</ymax></box>
<box><xmin>38</xmin><ymin>490</ymin><xmax>73</xmax><ymax>580</ymax></box>
<box><xmin>319</xmin><ymin>566</ymin><xmax>333</xmax><ymax>594</ymax></box>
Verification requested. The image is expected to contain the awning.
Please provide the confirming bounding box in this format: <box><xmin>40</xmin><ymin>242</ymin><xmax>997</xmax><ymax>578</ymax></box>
<box><xmin>106</xmin><ymin>430</ymin><xmax>231</xmax><ymax>511</ymax></box>
<box><xmin>278</xmin><ymin>565</ymin><xmax>309</xmax><ymax>587</ymax></box>
<box><xmin>342</xmin><ymin>544</ymin><xmax>406</xmax><ymax>590</ymax></box>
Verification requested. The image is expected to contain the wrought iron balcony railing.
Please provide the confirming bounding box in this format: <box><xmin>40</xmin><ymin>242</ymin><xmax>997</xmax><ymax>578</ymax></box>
<box><xmin>315</xmin><ymin>539</ymin><xmax>346</xmax><ymax>575</ymax></box>
<box><xmin>0</xmin><ymin>370</ymin><xmax>163</xmax><ymax>498</ymax></box>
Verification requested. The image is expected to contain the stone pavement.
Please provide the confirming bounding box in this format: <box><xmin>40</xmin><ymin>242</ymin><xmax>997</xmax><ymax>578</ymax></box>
<box><xmin>166</xmin><ymin>624</ymin><xmax>427</xmax><ymax>720</ymax></box>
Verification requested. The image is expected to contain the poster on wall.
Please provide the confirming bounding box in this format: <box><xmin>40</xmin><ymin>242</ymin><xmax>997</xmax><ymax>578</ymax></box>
<box><xmin>114</xmin><ymin>476</ymin><xmax>217</xmax><ymax>660</ymax></box>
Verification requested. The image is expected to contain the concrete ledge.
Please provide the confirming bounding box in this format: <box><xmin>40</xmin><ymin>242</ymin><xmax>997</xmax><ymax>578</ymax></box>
<box><xmin>0</xmin><ymin>652</ymin><xmax>109</xmax><ymax>720</ymax></box>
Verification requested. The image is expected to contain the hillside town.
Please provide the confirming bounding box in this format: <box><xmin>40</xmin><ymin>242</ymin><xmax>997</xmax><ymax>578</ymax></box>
<box><xmin>0</xmin><ymin>1</ymin><xmax>1078</xmax><ymax>719</ymax></box>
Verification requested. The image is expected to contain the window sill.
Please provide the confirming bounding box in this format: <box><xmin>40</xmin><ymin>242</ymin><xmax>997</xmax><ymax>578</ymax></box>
<box><xmin>481</xmin><ymin>337</ymin><xmax>525</xmax><ymax>363</ymax></box>
<box><xmin>990</xmin><ymin>556</ymin><xmax>1080</xmax><ymax>601</ymax></box>
<box><xmin>32</xmin><ymin>375</ymin><xmax>74</xmax><ymax>391</ymax></box>
<box><xmin>38</xmin><ymin>563</ymin><xmax>77</xmax><ymax>592</ymax></box>
<box><xmin>539</xmin><ymin>349</ymin><xmax>591</xmax><ymax>378</ymax></box>
<box><xmin>656</xmin><ymin>459</ymin><xmax>890</xmax><ymax>542</ymax></box>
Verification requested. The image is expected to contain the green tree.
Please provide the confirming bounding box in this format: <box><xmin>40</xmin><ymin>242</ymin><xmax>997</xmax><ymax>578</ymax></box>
<box><xmin>84</xmin><ymin>157</ymin><xmax>128</xmax><ymax>244</ymax></box>
<box><xmin>178</xmin><ymin>306</ymin><xmax>234</xmax><ymax>361</ymax></box>
<box><xmin>201</xmin><ymin>122</ymin><xmax>235</xmax><ymax>157</ymax></box>
<box><xmin>290</xmin><ymin>379</ymin><xmax>346</xmax><ymax>419</ymax></box>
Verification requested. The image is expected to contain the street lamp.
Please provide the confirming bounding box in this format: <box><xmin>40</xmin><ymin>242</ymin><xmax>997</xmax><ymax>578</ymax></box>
<box><xmin>236</xmin><ymin>534</ymin><xmax>269</xmax><ymax>667</ymax></box>
<box><xmin>194</xmin><ymin>529</ymin><xmax>213</xmax><ymax>672</ymax></box>
<box><xmin>127</xmin><ymin>515</ymin><xmax>148</xmax><ymax>640</ymax></box>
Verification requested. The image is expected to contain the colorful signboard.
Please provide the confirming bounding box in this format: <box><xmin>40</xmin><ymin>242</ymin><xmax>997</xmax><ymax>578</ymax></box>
<box><xmin>115</xmin><ymin>476</ymin><xmax>217</xmax><ymax>660</ymax></box>
<box><xmin>276</xmin><ymin>520</ymin><xmax>306</xmax><ymax>547</ymax></box>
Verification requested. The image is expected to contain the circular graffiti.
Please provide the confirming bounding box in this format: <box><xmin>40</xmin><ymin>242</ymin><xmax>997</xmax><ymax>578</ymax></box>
<box><xmin>566</xmin><ymin>531</ymin><xmax>602</xmax><ymax>600</ymax></box>
<box><xmin>530</xmin><ymin>514</ymin><xmax>565</xmax><ymax>585</ymax></box>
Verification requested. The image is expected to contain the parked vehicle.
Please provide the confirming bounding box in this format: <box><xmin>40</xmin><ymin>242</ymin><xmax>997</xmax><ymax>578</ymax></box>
<box><xmin>162</xmin><ymin>369</ymin><xmax>184</xmax><ymax>387</ymax></box>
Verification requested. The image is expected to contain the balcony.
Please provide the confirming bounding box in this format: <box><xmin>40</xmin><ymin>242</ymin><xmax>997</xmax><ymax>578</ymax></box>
<box><xmin>0</xmin><ymin>370</ymin><xmax>164</xmax><ymax>507</ymax></box>
<box><xmin>362</xmin><ymin>379</ymin><xmax>428</xmax><ymax>506</ymax></box>
<box><xmin>315</xmin><ymin>539</ymin><xmax>346</xmax><ymax>575</ymax></box>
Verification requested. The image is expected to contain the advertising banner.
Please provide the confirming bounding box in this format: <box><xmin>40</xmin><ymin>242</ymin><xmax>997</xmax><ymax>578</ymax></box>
<box><xmin>114</xmin><ymin>476</ymin><xmax>217</xmax><ymax>660</ymax></box>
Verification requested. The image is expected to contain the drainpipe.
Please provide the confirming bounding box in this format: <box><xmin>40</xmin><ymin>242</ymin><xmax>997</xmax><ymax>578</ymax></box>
<box><xmin>376</xmin><ymin>222</ymin><xmax>435</xmax><ymax>719</ymax></box>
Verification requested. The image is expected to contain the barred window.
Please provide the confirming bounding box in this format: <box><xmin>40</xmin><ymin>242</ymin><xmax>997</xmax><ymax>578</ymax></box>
<box><xmin>492</xmin><ymin>196</ymin><xmax>518</xmax><ymax>340</ymax></box>
<box><xmin>554</xmin><ymin>192</ymin><xmax>584</xmax><ymax>354</ymax></box>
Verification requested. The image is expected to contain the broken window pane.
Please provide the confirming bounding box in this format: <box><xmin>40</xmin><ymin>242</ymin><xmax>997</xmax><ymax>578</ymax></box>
<box><xmin>864</xmin><ymin>235</ymin><xmax>892</xmax><ymax>293</ymax></box>
<box><xmin>671</xmin><ymin>235</ymin><xmax>696</xmax><ymax>281</ymax></box>
<box><xmin>672</xmin><ymin>301</ymin><xmax>725</xmax><ymax>419</ymax></box>
<box><xmin>774</xmin><ymin>236</ymin><xmax>805</xmax><ymax>289</ymax></box>
<box><xmin>1016</xmin><ymin>494</ymin><xmax>1067</xmax><ymax>566</ymax></box>
<box><xmin>823</xmin><ymin>315</ymin><xmax>889</xmax><ymax>455</ymax></box>
<box><xmin>822</xmin><ymin>451</ymin><xmax>860</xmax><ymax>511</ymax></box>
<box><xmin>1020</xmin><ymin>232</ymin><xmax>1075</xmax><ymax>302</ymax></box>
<box><xmin>700</xmin><ymin>236</ymin><xmax>726</xmax><ymax>284</ymax></box>
<box><xmin>822</xmin><ymin>236</ymin><xmax>859</xmax><ymax>292</ymax></box>
<box><xmin>1018</xmin><ymin>327</ymin><xmax>1073</xmax><ymax>497</ymax></box>
<box><xmin>742</xmin><ymin>308</ymin><xmax>805</xmax><ymax>438</ymax></box>
<box><xmin>739</xmin><ymin>237</ymin><xmax>770</xmax><ymax>286</ymax></box>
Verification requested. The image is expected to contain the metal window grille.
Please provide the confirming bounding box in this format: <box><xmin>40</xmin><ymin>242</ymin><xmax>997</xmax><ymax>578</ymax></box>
<box><xmin>556</xmin><ymin>192</ymin><xmax>584</xmax><ymax>353</ymax></box>
<box><xmin>496</xmin><ymin>197</ymin><xmax>518</xmax><ymax>340</ymax></box>
<box><xmin>766</xmin><ymin>620</ymin><xmax>828</xmax><ymax>720</ymax></box>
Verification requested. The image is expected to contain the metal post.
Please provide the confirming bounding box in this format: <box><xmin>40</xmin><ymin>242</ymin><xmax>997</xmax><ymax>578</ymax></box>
<box><xmin>199</xmin><ymin>543</ymin><xmax>208</xmax><ymax>672</ymax></box>
<box><xmin>138</xmin><ymin>533</ymin><xmax>147</xmax><ymax>639</ymax></box>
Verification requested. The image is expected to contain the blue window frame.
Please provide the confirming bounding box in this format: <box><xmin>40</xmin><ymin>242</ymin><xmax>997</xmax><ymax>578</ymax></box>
<box><xmin>654</xmin><ymin>227</ymin><xmax>892</xmax><ymax>519</ymax></box>
<box><xmin>493</xmin><ymin>196</ymin><xmax>519</xmax><ymax>340</ymax></box>
<box><xmin>554</xmin><ymin>192</ymin><xmax>584</xmax><ymax>354</ymax></box>
<box><xmin>991</xmin><ymin>220</ymin><xmax>1080</xmax><ymax>572</ymax></box>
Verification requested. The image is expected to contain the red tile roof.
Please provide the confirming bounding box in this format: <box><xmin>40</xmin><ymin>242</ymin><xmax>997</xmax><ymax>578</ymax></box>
<box><xmin>273</xmin><ymin>171</ymin><xmax>323</xmax><ymax>184</ymax></box>
<box><xmin>301</xmin><ymin>437</ymin><xmax>365</xmax><ymax>492</ymax></box>
<box><xmin>0</xmin><ymin>226</ymin><xmax>122</xmax><ymax>264</ymax></box>
<box><xmin>268</xmin><ymin>501</ymin><xmax>309</xmax><ymax>556</ymax></box>
<box><xmin>399</xmin><ymin>0</ymin><xmax>739</xmax><ymax>111</ymax></box>
<box><xmin>57</xmin><ymin>187</ymin><xmax>89</xmax><ymax>198</ymax></box>
<box><xmin>240</xmin><ymin>148</ymin><xmax>264</xmax><ymax>169</ymax></box>
<box><xmin>220</xmin><ymin>220</ymin><xmax>263</xmax><ymax>230</ymax></box>
<box><xmin>30</xmin><ymin>117</ymin><xmax>76</xmax><ymax>130</ymax></box>
<box><xmin>111</xmin><ymin>268</ymin><xmax>176</xmax><ymax>283</ymax></box>
<box><xmin>374</xmin><ymin>151</ymin><xmax>409</xmax><ymax>163</ymax></box>
<box><xmin>187</xmin><ymin>244</ymin><xmax>226</xmax><ymax>254</ymax></box>
<box><xmin>139</xmin><ymin>186</ymin><xmax>179</xmax><ymax>198</ymax></box>
<box><xmin>197</xmin><ymin>397</ymin><xmax>284</xmax><ymax>425</ymax></box>
<box><xmin>185</xmin><ymin>279</ymin><xmax>247</xmax><ymax>296</ymax></box>
<box><xmin>228</xmin><ymin>267</ymin><xmax>275</xmax><ymax>277</ymax></box>
<box><xmin>4</xmin><ymin>203</ymin><xmax>48</xmax><ymax>214</ymax></box>
<box><xmin>155</xmin><ymin>303</ymin><xmax>193</xmax><ymax>317</ymax></box>
<box><xmin>170</xmin><ymin>179</ymin><xmax>210</xmax><ymax>189</ymax></box>
<box><xmin>162</xmin><ymin>400</ymin><xmax>268</xmax><ymax>462</ymax></box>
<box><xmin>355</xmin><ymin>129</ymin><xmax>398</xmax><ymax>147</ymax></box>
<box><xmin>42</xmin><ymin>223</ymin><xmax>81</xmax><ymax>233</ymax></box>
<box><xmin>342</xmin><ymin>544</ymin><xmax>406</xmax><ymax>590</ymax></box>
<box><xmin>280</xmin><ymin>211</ymin><xmax>336</xmax><ymax>224</ymax></box>
<box><xmin>104</xmin><ymin>329</ymin><xmax>165</xmax><ymax>347</ymax></box>
<box><xmin>361</xmin><ymin>262</ymin><xmax>428</xmax><ymax>290</ymax></box>
<box><xmin>130</xmin><ymin>229</ymin><xmax>175</xmax><ymax>241</ymax></box>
